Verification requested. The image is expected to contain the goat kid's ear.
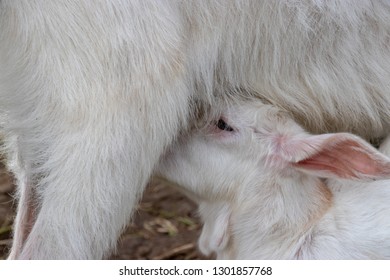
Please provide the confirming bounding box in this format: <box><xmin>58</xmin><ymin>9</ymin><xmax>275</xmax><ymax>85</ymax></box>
<box><xmin>198</xmin><ymin>203</ymin><xmax>231</xmax><ymax>256</ymax></box>
<box><xmin>278</xmin><ymin>133</ymin><xmax>390</xmax><ymax>180</ymax></box>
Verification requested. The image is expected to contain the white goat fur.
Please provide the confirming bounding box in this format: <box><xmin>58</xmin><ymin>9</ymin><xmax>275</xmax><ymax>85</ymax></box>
<box><xmin>1</xmin><ymin>1</ymin><xmax>390</xmax><ymax>259</ymax></box>
<box><xmin>158</xmin><ymin>101</ymin><xmax>390</xmax><ymax>259</ymax></box>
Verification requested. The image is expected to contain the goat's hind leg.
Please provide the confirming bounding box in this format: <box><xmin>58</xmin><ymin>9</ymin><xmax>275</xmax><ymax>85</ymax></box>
<box><xmin>3</xmin><ymin>135</ymin><xmax>37</xmax><ymax>259</ymax></box>
<box><xmin>1</xmin><ymin>0</ymin><xmax>191</xmax><ymax>259</ymax></box>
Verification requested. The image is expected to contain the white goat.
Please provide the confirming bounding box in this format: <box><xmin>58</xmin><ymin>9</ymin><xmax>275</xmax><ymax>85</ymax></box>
<box><xmin>1</xmin><ymin>1</ymin><xmax>390</xmax><ymax>259</ymax></box>
<box><xmin>158</xmin><ymin>100</ymin><xmax>390</xmax><ymax>259</ymax></box>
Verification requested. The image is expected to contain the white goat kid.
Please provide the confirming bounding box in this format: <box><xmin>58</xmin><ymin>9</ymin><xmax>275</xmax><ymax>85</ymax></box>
<box><xmin>158</xmin><ymin>101</ymin><xmax>390</xmax><ymax>259</ymax></box>
<box><xmin>1</xmin><ymin>1</ymin><xmax>390</xmax><ymax>259</ymax></box>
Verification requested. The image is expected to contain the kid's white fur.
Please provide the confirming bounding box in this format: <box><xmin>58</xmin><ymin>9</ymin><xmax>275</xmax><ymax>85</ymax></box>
<box><xmin>158</xmin><ymin>100</ymin><xmax>390</xmax><ymax>259</ymax></box>
<box><xmin>1</xmin><ymin>0</ymin><xmax>390</xmax><ymax>258</ymax></box>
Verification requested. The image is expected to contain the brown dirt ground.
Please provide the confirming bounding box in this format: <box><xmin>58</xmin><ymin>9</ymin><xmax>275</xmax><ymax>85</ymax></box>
<box><xmin>0</xmin><ymin>162</ymin><xmax>211</xmax><ymax>260</ymax></box>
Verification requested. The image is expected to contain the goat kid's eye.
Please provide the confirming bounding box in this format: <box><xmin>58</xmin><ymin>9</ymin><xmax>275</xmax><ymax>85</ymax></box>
<box><xmin>216</xmin><ymin>119</ymin><xmax>234</xmax><ymax>132</ymax></box>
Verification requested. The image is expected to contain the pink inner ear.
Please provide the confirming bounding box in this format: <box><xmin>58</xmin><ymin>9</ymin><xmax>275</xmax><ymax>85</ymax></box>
<box><xmin>295</xmin><ymin>137</ymin><xmax>390</xmax><ymax>179</ymax></box>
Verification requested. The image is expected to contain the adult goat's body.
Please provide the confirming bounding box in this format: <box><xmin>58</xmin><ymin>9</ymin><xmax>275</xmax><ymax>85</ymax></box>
<box><xmin>1</xmin><ymin>0</ymin><xmax>390</xmax><ymax>259</ymax></box>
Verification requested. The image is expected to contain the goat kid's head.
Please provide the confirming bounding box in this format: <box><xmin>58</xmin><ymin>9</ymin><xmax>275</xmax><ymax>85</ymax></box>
<box><xmin>160</xmin><ymin>101</ymin><xmax>390</xmax><ymax>201</ymax></box>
